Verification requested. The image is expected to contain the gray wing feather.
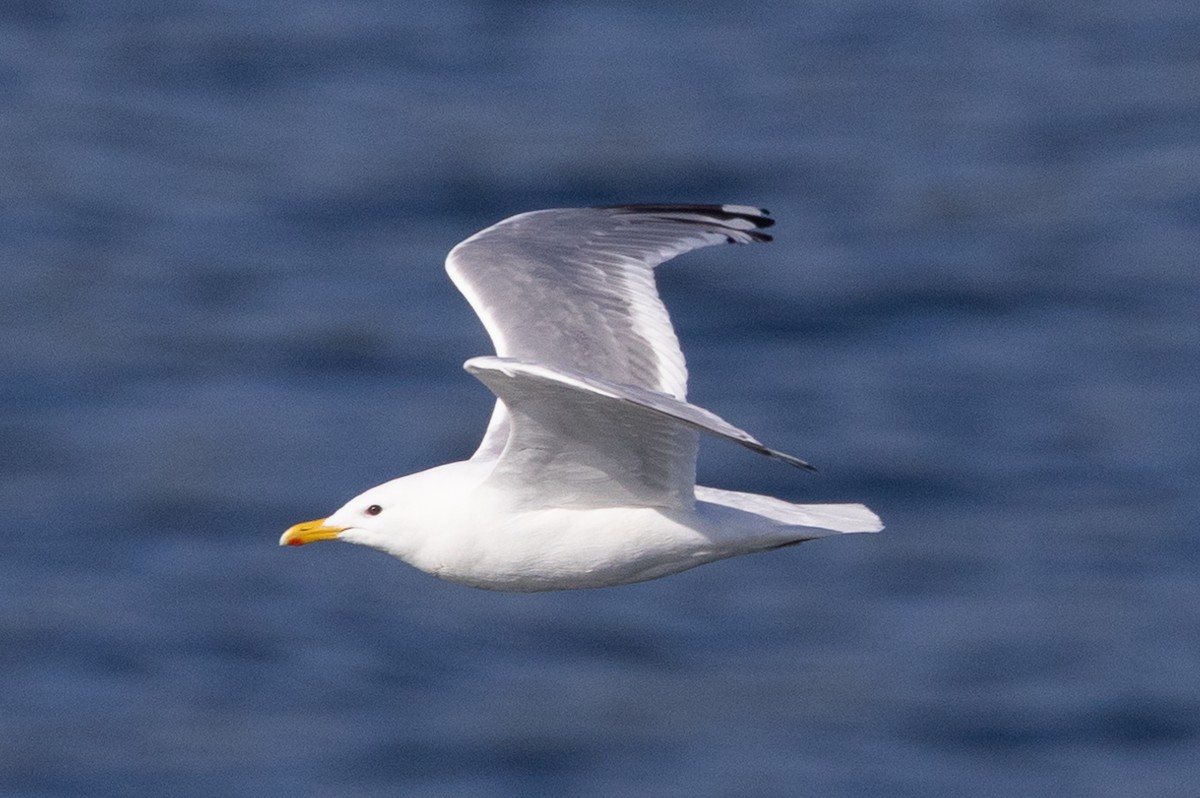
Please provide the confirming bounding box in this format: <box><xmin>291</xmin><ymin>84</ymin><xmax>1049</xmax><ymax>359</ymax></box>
<box><xmin>465</xmin><ymin>357</ymin><xmax>814</xmax><ymax>511</ymax></box>
<box><xmin>446</xmin><ymin>205</ymin><xmax>774</xmax><ymax>460</ymax></box>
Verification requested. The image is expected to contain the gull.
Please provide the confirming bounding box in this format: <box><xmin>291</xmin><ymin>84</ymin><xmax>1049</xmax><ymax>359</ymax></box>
<box><xmin>281</xmin><ymin>204</ymin><xmax>881</xmax><ymax>590</ymax></box>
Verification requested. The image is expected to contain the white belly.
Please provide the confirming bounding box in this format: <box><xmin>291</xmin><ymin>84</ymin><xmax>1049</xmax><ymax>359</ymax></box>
<box><xmin>410</xmin><ymin>502</ymin><xmax>733</xmax><ymax>591</ymax></box>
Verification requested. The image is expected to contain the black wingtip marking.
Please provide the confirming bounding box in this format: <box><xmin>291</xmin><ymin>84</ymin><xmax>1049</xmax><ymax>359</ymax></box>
<box><xmin>725</xmin><ymin>230</ymin><xmax>774</xmax><ymax>243</ymax></box>
<box><xmin>773</xmin><ymin>449</ymin><xmax>819</xmax><ymax>473</ymax></box>
<box><xmin>598</xmin><ymin>204</ymin><xmax>774</xmax><ymax>243</ymax></box>
<box><xmin>732</xmin><ymin>209</ymin><xmax>774</xmax><ymax>229</ymax></box>
<box><xmin>599</xmin><ymin>203</ymin><xmax>773</xmax><ymax>227</ymax></box>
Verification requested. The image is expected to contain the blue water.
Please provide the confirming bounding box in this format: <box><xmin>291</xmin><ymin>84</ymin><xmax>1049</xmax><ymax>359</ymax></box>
<box><xmin>4</xmin><ymin>2</ymin><xmax>1198</xmax><ymax>795</ymax></box>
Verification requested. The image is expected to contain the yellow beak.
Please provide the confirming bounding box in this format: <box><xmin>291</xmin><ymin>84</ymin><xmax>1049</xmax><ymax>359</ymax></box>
<box><xmin>280</xmin><ymin>518</ymin><xmax>345</xmax><ymax>547</ymax></box>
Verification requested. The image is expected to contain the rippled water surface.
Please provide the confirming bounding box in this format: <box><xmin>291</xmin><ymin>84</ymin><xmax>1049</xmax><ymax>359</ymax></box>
<box><xmin>3</xmin><ymin>2</ymin><xmax>1198</xmax><ymax>796</ymax></box>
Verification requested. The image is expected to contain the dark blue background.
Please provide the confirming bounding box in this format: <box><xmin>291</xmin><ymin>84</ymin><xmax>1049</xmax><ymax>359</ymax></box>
<box><xmin>3</xmin><ymin>2</ymin><xmax>1198</xmax><ymax>795</ymax></box>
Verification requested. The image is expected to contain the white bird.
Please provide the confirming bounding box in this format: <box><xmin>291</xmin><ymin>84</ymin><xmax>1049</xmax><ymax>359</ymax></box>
<box><xmin>281</xmin><ymin>204</ymin><xmax>881</xmax><ymax>590</ymax></box>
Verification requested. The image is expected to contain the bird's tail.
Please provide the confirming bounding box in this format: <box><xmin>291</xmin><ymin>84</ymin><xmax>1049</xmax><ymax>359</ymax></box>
<box><xmin>695</xmin><ymin>486</ymin><xmax>883</xmax><ymax>535</ymax></box>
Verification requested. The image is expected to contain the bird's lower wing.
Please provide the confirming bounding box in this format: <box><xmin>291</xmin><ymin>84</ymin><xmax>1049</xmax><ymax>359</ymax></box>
<box><xmin>464</xmin><ymin>357</ymin><xmax>814</xmax><ymax>511</ymax></box>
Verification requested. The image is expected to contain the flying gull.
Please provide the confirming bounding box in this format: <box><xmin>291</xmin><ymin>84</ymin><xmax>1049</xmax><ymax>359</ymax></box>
<box><xmin>281</xmin><ymin>204</ymin><xmax>881</xmax><ymax>590</ymax></box>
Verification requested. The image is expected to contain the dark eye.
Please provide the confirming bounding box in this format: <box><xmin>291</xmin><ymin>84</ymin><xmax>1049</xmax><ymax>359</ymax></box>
<box><xmin>365</xmin><ymin>504</ymin><xmax>382</xmax><ymax>516</ymax></box>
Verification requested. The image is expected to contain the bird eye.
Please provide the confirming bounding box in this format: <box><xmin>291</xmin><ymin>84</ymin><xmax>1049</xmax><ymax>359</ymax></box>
<box><xmin>365</xmin><ymin>504</ymin><xmax>382</xmax><ymax>516</ymax></box>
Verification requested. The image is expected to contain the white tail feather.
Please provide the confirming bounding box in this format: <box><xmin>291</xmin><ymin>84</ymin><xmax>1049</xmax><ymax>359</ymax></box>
<box><xmin>696</xmin><ymin>486</ymin><xmax>883</xmax><ymax>534</ymax></box>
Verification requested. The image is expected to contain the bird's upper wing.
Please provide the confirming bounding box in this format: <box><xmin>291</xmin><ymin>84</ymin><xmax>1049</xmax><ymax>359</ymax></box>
<box><xmin>465</xmin><ymin>357</ymin><xmax>813</xmax><ymax>511</ymax></box>
<box><xmin>445</xmin><ymin>204</ymin><xmax>774</xmax><ymax>460</ymax></box>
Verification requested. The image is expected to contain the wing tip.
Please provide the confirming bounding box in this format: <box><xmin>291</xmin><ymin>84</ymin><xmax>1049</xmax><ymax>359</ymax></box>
<box><xmin>720</xmin><ymin>204</ymin><xmax>773</xmax><ymax>225</ymax></box>
<box><xmin>597</xmin><ymin>203</ymin><xmax>775</xmax><ymax>241</ymax></box>
<box><xmin>770</xmin><ymin>448</ymin><xmax>819</xmax><ymax>473</ymax></box>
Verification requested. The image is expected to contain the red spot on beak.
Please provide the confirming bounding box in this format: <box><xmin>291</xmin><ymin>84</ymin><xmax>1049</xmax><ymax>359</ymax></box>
<box><xmin>287</xmin><ymin>537</ymin><xmax>306</xmax><ymax>547</ymax></box>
